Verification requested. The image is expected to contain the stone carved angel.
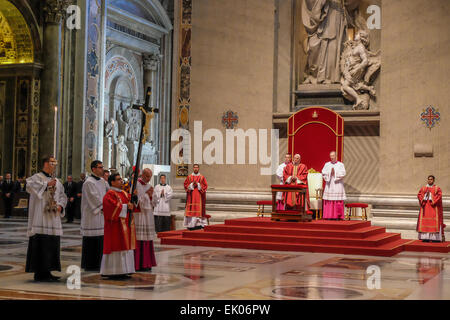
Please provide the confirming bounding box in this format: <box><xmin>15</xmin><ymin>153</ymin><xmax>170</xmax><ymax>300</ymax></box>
<box><xmin>340</xmin><ymin>30</ymin><xmax>380</xmax><ymax>110</ymax></box>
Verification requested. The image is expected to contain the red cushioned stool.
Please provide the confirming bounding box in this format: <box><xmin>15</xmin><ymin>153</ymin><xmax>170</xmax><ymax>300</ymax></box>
<box><xmin>256</xmin><ymin>200</ymin><xmax>272</xmax><ymax>217</ymax></box>
<box><xmin>205</xmin><ymin>214</ymin><xmax>211</xmax><ymax>225</ymax></box>
<box><xmin>345</xmin><ymin>203</ymin><xmax>369</xmax><ymax>221</ymax></box>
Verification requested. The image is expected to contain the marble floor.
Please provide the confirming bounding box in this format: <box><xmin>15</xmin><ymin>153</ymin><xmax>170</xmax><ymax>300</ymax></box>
<box><xmin>0</xmin><ymin>217</ymin><xmax>449</xmax><ymax>300</ymax></box>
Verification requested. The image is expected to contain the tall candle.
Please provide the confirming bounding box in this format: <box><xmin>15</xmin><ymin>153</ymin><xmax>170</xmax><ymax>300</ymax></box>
<box><xmin>53</xmin><ymin>106</ymin><xmax>57</xmax><ymax>157</ymax></box>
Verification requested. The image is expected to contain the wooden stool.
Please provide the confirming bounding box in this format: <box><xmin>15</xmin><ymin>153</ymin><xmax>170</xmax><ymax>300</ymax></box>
<box><xmin>345</xmin><ymin>203</ymin><xmax>369</xmax><ymax>221</ymax></box>
<box><xmin>205</xmin><ymin>214</ymin><xmax>211</xmax><ymax>225</ymax></box>
<box><xmin>256</xmin><ymin>201</ymin><xmax>272</xmax><ymax>217</ymax></box>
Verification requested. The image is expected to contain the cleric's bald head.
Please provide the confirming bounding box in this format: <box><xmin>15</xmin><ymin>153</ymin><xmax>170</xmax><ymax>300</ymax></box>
<box><xmin>142</xmin><ymin>168</ymin><xmax>153</xmax><ymax>182</ymax></box>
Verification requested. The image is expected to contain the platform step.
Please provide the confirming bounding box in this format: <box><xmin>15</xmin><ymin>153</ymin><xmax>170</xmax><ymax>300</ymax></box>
<box><xmin>182</xmin><ymin>229</ymin><xmax>401</xmax><ymax>247</ymax></box>
<box><xmin>161</xmin><ymin>236</ymin><xmax>411</xmax><ymax>257</ymax></box>
<box><xmin>205</xmin><ymin>224</ymin><xmax>386</xmax><ymax>239</ymax></box>
<box><xmin>225</xmin><ymin>217</ymin><xmax>371</xmax><ymax>231</ymax></box>
<box><xmin>403</xmin><ymin>240</ymin><xmax>450</xmax><ymax>253</ymax></box>
<box><xmin>157</xmin><ymin>230</ymin><xmax>184</xmax><ymax>238</ymax></box>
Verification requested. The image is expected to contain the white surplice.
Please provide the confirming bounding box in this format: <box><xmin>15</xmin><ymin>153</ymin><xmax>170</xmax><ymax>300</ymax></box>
<box><xmin>153</xmin><ymin>184</ymin><xmax>173</xmax><ymax>217</ymax></box>
<box><xmin>135</xmin><ymin>180</ymin><xmax>157</xmax><ymax>241</ymax></box>
<box><xmin>81</xmin><ymin>175</ymin><xmax>108</xmax><ymax>236</ymax></box>
<box><xmin>26</xmin><ymin>173</ymin><xmax>68</xmax><ymax>237</ymax></box>
<box><xmin>322</xmin><ymin>161</ymin><xmax>347</xmax><ymax>200</ymax></box>
<box><xmin>276</xmin><ymin>162</ymin><xmax>288</xmax><ymax>201</ymax></box>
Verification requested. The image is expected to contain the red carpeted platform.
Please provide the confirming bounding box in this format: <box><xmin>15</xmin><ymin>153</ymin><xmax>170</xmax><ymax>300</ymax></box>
<box><xmin>158</xmin><ymin>217</ymin><xmax>417</xmax><ymax>257</ymax></box>
<box><xmin>403</xmin><ymin>240</ymin><xmax>450</xmax><ymax>253</ymax></box>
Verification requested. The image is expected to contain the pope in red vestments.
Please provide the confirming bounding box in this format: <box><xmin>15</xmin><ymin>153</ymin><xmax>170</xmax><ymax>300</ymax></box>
<box><xmin>283</xmin><ymin>154</ymin><xmax>308</xmax><ymax>209</ymax></box>
<box><xmin>416</xmin><ymin>175</ymin><xmax>445</xmax><ymax>242</ymax></box>
<box><xmin>100</xmin><ymin>173</ymin><xmax>136</xmax><ymax>278</ymax></box>
<box><xmin>184</xmin><ymin>164</ymin><xmax>208</xmax><ymax>230</ymax></box>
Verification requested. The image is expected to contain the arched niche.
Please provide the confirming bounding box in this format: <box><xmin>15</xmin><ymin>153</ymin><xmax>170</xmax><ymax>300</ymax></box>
<box><xmin>105</xmin><ymin>46</ymin><xmax>143</xmax><ymax>100</ymax></box>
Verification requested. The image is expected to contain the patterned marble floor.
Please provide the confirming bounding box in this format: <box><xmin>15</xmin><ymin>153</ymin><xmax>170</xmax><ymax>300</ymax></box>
<box><xmin>1</xmin><ymin>217</ymin><xmax>450</xmax><ymax>300</ymax></box>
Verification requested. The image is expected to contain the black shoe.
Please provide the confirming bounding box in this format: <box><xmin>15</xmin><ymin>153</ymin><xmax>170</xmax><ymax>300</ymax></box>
<box><xmin>49</xmin><ymin>273</ymin><xmax>61</xmax><ymax>281</ymax></box>
<box><xmin>34</xmin><ymin>272</ymin><xmax>53</xmax><ymax>282</ymax></box>
<box><xmin>34</xmin><ymin>276</ymin><xmax>49</xmax><ymax>282</ymax></box>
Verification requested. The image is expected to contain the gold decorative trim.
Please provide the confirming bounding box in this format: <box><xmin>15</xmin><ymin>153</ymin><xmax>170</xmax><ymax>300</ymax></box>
<box><xmin>288</xmin><ymin>121</ymin><xmax>344</xmax><ymax>137</ymax></box>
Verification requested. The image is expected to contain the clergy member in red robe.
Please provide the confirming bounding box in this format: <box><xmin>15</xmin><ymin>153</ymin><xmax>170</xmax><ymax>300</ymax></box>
<box><xmin>417</xmin><ymin>175</ymin><xmax>445</xmax><ymax>242</ymax></box>
<box><xmin>100</xmin><ymin>172</ymin><xmax>136</xmax><ymax>279</ymax></box>
<box><xmin>283</xmin><ymin>154</ymin><xmax>308</xmax><ymax>210</ymax></box>
<box><xmin>184</xmin><ymin>164</ymin><xmax>208</xmax><ymax>230</ymax></box>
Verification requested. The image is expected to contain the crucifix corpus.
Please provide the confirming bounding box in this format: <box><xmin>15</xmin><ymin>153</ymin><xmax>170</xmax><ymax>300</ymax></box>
<box><xmin>128</xmin><ymin>86</ymin><xmax>159</xmax><ymax>225</ymax></box>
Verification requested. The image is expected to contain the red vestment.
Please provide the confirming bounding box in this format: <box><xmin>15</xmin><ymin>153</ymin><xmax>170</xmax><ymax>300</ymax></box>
<box><xmin>184</xmin><ymin>174</ymin><xmax>208</xmax><ymax>217</ymax></box>
<box><xmin>416</xmin><ymin>185</ymin><xmax>444</xmax><ymax>234</ymax></box>
<box><xmin>283</xmin><ymin>163</ymin><xmax>308</xmax><ymax>208</ymax></box>
<box><xmin>103</xmin><ymin>189</ymin><xmax>136</xmax><ymax>254</ymax></box>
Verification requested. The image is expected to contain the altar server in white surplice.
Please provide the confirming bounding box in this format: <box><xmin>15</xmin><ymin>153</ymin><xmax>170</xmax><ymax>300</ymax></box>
<box><xmin>276</xmin><ymin>153</ymin><xmax>292</xmax><ymax>210</ymax></box>
<box><xmin>25</xmin><ymin>156</ymin><xmax>67</xmax><ymax>282</ymax></box>
<box><xmin>134</xmin><ymin>168</ymin><xmax>157</xmax><ymax>271</ymax></box>
<box><xmin>153</xmin><ymin>174</ymin><xmax>173</xmax><ymax>232</ymax></box>
<box><xmin>81</xmin><ymin>160</ymin><xmax>108</xmax><ymax>271</ymax></box>
<box><xmin>322</xmin><ymin>151</ymin><xmax>346</xmax><ymax>220</ymax></box>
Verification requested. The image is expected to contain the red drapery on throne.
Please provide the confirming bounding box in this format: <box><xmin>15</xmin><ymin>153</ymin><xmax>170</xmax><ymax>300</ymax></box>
<box><xmin>288</xmin><ymin>107</ymin><xmax>344</xmax><ymax>171</ymax></box>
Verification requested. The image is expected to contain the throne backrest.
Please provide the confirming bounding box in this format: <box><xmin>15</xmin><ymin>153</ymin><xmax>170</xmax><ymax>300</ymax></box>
<box><xmin>288</xmin><ymin>107</ymin><xmax>344</xmax><ymax>174</ymax></box>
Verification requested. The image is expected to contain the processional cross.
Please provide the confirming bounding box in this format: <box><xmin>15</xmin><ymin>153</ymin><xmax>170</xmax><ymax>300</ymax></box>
<box><xmin>128</xmin><ymin>87</ymin><xmax>159</xmax><ymax>225</ymax></box>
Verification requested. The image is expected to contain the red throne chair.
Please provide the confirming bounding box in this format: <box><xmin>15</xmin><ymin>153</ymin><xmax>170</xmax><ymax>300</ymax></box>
<box><xmin>288</xmin><ymin>107</ymin><xmax>344</xmax><ymax>171</ymax></box>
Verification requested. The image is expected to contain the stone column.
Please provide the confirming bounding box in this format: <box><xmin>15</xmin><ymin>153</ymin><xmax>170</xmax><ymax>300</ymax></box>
<box><xmin>143</xmin><ymin>53</ymin><xmax>159</xmax><ymax>156</ymax></box>
<box><xmin>39</xmin><ymin>0</ymin><xmax>69</xmax><ymax>162</ymax></box>
<box><xmin>160</xmin><ymin>32</ymin><xmax>173</xmax><ymax>165</ymax></box>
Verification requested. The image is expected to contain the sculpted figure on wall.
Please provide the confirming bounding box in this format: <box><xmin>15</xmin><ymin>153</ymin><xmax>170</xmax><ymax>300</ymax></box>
<box><xmin>128</xmin><ymin>116</ymin><xmax>140</xmax><ymax>142</ymax></box>
<box><xmin>105</xmin><ymin>117</ymin><xmax>118</xmax><ymax>142</ymax></box>
<box><xmin>122</xmin><ymin>108</ymin><xmax>140</xmax><ymax>142</ymax></box>
<box><xmin>301</xmin><ymin>0</ymin><xmax>362</xmax><ymax>84</ymax></box>
<box><xmin>116</xmin><ymin>109</ymin><xmax>129</xmax><ymax>142</ymax></box>
<box><xmin>116</xmin><ymin>134</ymin><xmax>130</xmax><ymax>177</ymax></box>
<box><xmin>340</xmin><ymin>30</ymin><xmax>380</xmax><ymax>110</ymax></box>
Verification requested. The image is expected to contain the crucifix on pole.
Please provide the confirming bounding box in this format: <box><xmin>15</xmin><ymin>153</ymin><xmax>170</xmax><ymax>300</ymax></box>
<box><xmin>128</xmin><ymin>86</ymin><xmax>159</xmax><ymax>225</ymax></box>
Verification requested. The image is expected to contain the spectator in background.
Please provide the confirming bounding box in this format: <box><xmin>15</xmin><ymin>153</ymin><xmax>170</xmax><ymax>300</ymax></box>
<box><xmin>63</xmin><ymin>175</ymin><xmax>78</xmax><ymax>223</ymax></box>
<box><xmin>1</xmin><ymin>173</ymin><xmax>19</xmax><ymax>218</ymax></box>
<box><xmin>75</xmin><ymin>173</ymin><xmax>86</xmax><ymax>220</ymax></box>
<box><xmin>17</xmin><ymin>177</ymin><xmax>27</xmax><ymax>192</ymax></box>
